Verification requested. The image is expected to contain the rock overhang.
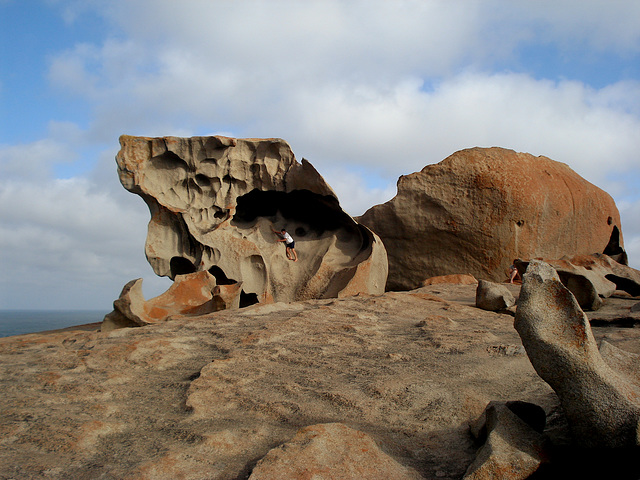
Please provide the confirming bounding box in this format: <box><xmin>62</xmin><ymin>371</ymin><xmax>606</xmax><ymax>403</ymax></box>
<box><xmin>115</xmin><ymin>134</ymin><xmax>387</xmax><ymax>309</ymax></box>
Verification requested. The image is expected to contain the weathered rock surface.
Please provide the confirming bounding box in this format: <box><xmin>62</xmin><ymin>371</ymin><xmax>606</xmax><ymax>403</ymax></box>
<box><xmin>248</xmin><ymin>423</ymin><xmax>424</xmax><ymax>480</ymax></box>
<box><xmin>102</xmin><ymin>271</ymin><xmax>241</xmax><ymax>331</ymax></box>
<box><xmin>2</xmin><ymin>282</ymin><xmax>639</xmax><ymax>479</ymax></box>
<box><xmin>515</xmin><ymin>253</ymin><xmax>640</xmax><ymax>311</ymax></box>
<box><xmin>116</xmin><ymin>135</ymin><xmax>387</xmax><ymax>305</ymax></box>
<box><xmin>514</xmin><ymin>260</ymin><xmax>640</xmax><ymax>448</ymax></box>
<box><xmin>475</xmin><ymin>280</ymin><xmax>516</xmax><ymax>312</ymax></box>
<box><xmin>422</xmin><ymin>274</ymin><xmax>477</xmax><ymax>286</ymax></box>
<box><xmin>463</xmin><ymin>402</ymin><xmax>548</xmax><ymax>480</ymax></box>
<box><xmin>358</xmin><ymin>147</ymin><xmax>622</xmax><ymax>291</ymax></box>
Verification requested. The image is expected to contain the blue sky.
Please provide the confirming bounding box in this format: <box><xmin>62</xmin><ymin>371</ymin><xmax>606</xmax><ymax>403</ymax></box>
<box><xmin>1</xmin><ymin>0</ymin><xmax>640</xmax><ymax>310</ymax></box>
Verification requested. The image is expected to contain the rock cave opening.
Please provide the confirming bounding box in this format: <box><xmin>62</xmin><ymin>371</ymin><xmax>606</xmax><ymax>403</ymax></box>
<box><xmin>208</xmin><ymin>265</ymin><xmax>236</xmax><ymax>285</ymax></box>
<box><xmin>603</xmin><ymin>225</ymin><xmax>628</xmax><ymax>265</ymax></box>
<box><xmin>240</xmin><ymin>291</ymin><xmax>259</xmax><ymax>308</ymax></box>
<box><xmin>232</xmin><ymin>189</ymin><xmax>357</xmax><ymax>236</ymax></box>
<box><xmin>605</xmin><ymin>274</ymin><xmax>640</xmax><ymax>297</ymax></box>
<box><xmin>170</xmin><ymin>257</ymin><xmax>196</xmax><ymax>278</ymax></box>
<box><xmin>209</xmin><ymin>265</ymin><xmax>260</xmax><ymax>308</ymax></box>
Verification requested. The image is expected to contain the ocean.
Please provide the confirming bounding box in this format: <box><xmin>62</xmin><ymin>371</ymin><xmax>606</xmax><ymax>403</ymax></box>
<box><xmin>0</xmin><ymin>310</ymin><xmax>107</xmax><ymax>338</ymax></box>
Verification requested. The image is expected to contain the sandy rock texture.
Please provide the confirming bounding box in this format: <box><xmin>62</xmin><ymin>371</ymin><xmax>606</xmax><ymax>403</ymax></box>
<box><xmin>116</xmin><ymin>135</ymin><xmax>387</xmax><ymax>305</ymax></box>
<box><xmin>2</xmin><ymin>283</ymin><xmax>639</xmax><ymax>479</ymax></box>
<box><xmin>248</xmin><ymin>422</ymin><xmax>423</xmax><ymax>480</ymax></box>
<box><xmin>358</xmin><ymin>147</ymin><xmax>622</xmax><ymax>291</ymax></box>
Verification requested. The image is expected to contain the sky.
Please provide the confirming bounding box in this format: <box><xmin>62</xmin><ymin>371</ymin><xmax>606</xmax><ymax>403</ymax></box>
<box><xmin>1</xmin><ymin>0</ymin><xmax>639</xmax><ymax>311</ymax></box>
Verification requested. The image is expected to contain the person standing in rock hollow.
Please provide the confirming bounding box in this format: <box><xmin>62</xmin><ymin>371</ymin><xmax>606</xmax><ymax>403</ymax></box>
<box><xmin>272</xmin><ymin>226</ymin><xmax>298</xmax><ymax>262</ymax></box>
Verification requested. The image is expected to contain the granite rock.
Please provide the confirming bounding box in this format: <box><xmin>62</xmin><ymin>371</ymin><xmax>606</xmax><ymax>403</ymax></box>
<box><xmin>116</xmin><ymin>135</ymin><xmax>387</xmax><ymax>306</ymax></box>
<box><xmin>514</xmin><ymin>260</ymin><xmax>640</xmax><ymax>448</ymax></box>
<box><xmin>358</xmin><ymin>147</ymin><xmax>622</xmax><ymax>291</ymax></box>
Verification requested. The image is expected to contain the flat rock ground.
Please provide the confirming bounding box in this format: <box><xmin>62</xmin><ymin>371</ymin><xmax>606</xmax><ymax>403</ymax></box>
<box><xmin>1</xmin><ymin>284</ymin><xmax>639</xmax><ymax>480</ymax></box>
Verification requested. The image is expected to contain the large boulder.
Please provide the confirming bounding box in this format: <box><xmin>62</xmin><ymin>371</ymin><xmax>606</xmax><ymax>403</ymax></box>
<box><xmin>358</xmin><ymin>147</ymin><xmax>623</xmax><ymax>291</ymax></box>
<box><xmin>116</xmin><ymin>135</ymin><xmax>387</xmax><ymax>305</ymax></box>
<box><xmin>514</xmin><ymin>260</ymin><xmax>640</xmax><ymax>448</ymax></box>
<box><xmin>475</xmin><ymin>279</ymin><xmax>515</xmax><ymax>312</ymax></box>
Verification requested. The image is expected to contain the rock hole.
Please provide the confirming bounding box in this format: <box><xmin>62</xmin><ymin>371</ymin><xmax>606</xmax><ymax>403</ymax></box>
<box><xmin>232</xmin><ymin>189</ymin><xmax>354</xmax><ymax>235</ymax></box>
<box><xmin>170</xmin><ymin>257</ymin><xmax>196</xmax><ymax>278</ymax></box>
<box><xmin>195</xmin><ymin>174</ymin><xmax>211</xmax><ymax>187</ymax></box>
<box><xmin>213</xmin><ymin>208</ymin><xmax>228</xmax><ymax>220</ymax></box>
<box><xmin>605</xmin><ymin>274</ymin><xmax>640</xmax><ymax>297</ymax></box>
<box><xmin>151</xmin><ymin>151</ymin><xmax>189</xmax><ymax>170</ymax></box>
<box><xmin>208</xmin><ymin>266</ymin><xmax>237</xmax><ymax>285</ymax></box>
<box><xmin>603</xmin><ymin>225</ymin><xmax>628</xmax><ymax>265</ymax></box>
<box><xmin>240</xmin><ymin>291</ymin><xmax>259</xmax><ymax>308</ymax></box>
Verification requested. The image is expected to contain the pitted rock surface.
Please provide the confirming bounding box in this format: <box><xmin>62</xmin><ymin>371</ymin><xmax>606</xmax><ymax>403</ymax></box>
<box><xmin>116</xmin><ymin>135</ymin><xmax>387</xmax><ymax>305</ymax></box>
<box><xmin>358</xmin><ymin>147</ymin><xmax>622</xmax><ymax>291</ymax></box>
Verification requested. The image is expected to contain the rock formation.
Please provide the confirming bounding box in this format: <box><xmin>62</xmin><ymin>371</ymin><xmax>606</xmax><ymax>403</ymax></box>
<box><xmin>514</xmin><ymin>260</ymin><xmax>640</xmax><ymax>448</ymax></box>
<box><xmin>116</xmin><ymin>135</ymin><xmax>387</xmax><ymax>305</ymax></box>
<box><xmin>358</xmin><ymin>147</ymin><xmax>623</xmax><ymax>291</ymax></box>
<box><xmin>422</xmin><ymin>274</ymin><xmax>477</xmax><ymax>286</ymax></box>
<box><xmin>514</xmin><ymin>253</ymin><xmax>640</xmax><ymax>311</ymax></box>
<box><xmin>464</xmin><ymin>401</ymin><xmax>548</xmax><ymax>480</ymax></box>
<box><xmin>3</xmin><ymin>279</ymin><xmax>640</xmax><ymax>478</ymax></box>
<box><xmin>475</xmin><ymin>279</ymin><xmax>516</xmax><ymax>312</ymax></box>
<box><xmin>102</xmin><ymin>271</ymin><xmax>241</xmax><ymax>332</ymax></box>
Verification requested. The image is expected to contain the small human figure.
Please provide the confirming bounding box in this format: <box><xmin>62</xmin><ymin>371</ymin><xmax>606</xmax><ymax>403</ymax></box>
<box><xmin>509</xmin><ymin>261</ymin><xmax>521</xmax><ymax>283</ymax></box>
<box><xmin>272</xmin><ymin>226</ymin><xmax>298</xmax><ymax>262</ymax></box>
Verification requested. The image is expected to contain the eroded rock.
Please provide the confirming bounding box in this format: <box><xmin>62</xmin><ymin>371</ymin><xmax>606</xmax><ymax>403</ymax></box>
<box><xmin>248</xmin><ymin>423</ymin><xmax>424</xmax><ymax>480</ymax></box>
<box><xmin>475</xmin><ymin>280</ymin><xmax>516</xmax><ymax>312</ymax></box>
<box><xmin>515</xmin><ymin>253</ymin><xmax>640</xmax><ymax>311</ymax></box>
<box><xmin>102</xmin><ymin>271</ymin><xmax>239</xmax><ymax>331</ymax></box>
<box><xmin>358</xmin><ymin>147</ymin><xmax>622</xmax><ymax>291</ymax></box>
<box><xmin>422</xmin><ymin>274</ymin><xmax>478</xmax><ymax>286</ymax></box>
<box><xmin>514</xmin><ymin>260</ymin><xmax>640</xmax><ymax>448</ymax></box>
<box><xmin>116</xmin><ymin>135</ymin><xmax>387</xmax><ymax>305</ymax></box>
<box><xmin>464</xmin><ymin>402</ymin><xmax>548</xmax><ymax>480</ymax></box>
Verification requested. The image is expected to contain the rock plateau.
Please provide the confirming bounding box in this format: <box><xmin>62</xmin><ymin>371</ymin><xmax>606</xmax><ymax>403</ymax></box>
<box><xmin>2</xmin><ymin>281</ymin><xmax>640</xmax><ymax>479</ymax></box>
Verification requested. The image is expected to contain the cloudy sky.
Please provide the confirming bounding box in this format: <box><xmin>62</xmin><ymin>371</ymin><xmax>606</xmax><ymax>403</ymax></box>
<box><xmin>1</xmin><ymin>0</ymin><xmax>639</xmax><ymax>311</ymax></box>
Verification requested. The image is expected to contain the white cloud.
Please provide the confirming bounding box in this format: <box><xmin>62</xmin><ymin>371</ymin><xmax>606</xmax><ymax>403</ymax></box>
<box><xmin>271</xmin><ymin>74</ymin><xmax>640</xmax><ymax>190</ymax></box>
<box><xmin>0</xmin><ymin>138</ymin><xmax>75</xmax><ymax>180</ymax></box>
<box><xmin>321</xmin><ymin>167</ymin><xmax>396</xmax><ymax>217</ymax></box>
<box><xmin>0</xmin><ymin>169</ymin><xmax>172</xmax><ymax>310</ymax></box>
<box><xmin>3</xmin><ymin>0</ymin><xmax>640</xmax><ymax>311</ymax></box>
<box><xmin>506</xmin><ymin>0</ymin><xmax>640</xmax><ymax>53</ymax></box>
